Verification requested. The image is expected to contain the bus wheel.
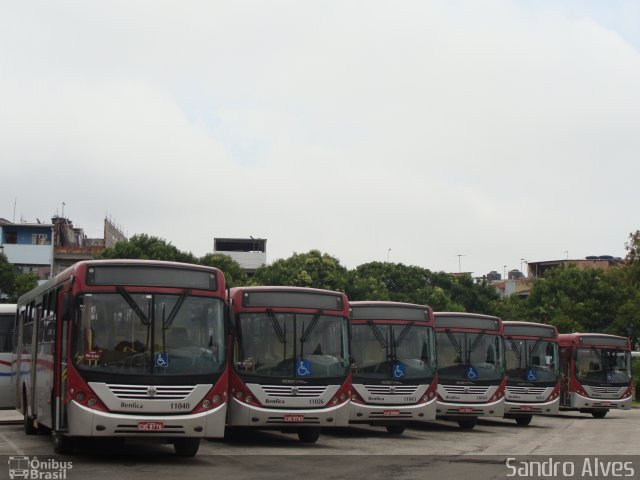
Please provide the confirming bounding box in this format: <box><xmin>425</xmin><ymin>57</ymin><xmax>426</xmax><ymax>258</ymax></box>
<box><xmin>23</xmin><ymin>395</ymin><xmax>36</xmax><ymax>436</ymax></box>
<box><xmin>386</xmin><ymin>425</ymin><xmax>405</xmax><ymax>435</ymax></box>
<box><xmin>53</xmin><ymin>433</ymin><xmax>74</xmax><ymax>455</ymax></box>
<box><xmin>458</xmin><ymin>419</ymin><xmax>477</xmax><ymax>430</ymax></box>
<box><xmin>174</xmin><ymin>438</ymin><xmax>200</xmax><ymax>457</ymax></box>
<box><xmin>515</xmin><ymin>415</ymin><xmax>533</xmax><ymax>426</ymax></box>
<box><xmin>591</xmin><ymin>410</ymin><xmax>608</xmax><ymax>419</ymax></box>
<box><xmin>298</xmin><ymin>427</ymin><xmax>321</xmax><ymax>444</ymax></box>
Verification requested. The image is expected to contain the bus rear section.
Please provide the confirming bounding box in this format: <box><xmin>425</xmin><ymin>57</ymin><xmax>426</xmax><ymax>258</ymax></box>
<box><xmin>16</xmin><ymin>260</ymin><xmax>229</xmax><ymax>456</ymax></box>
<box><xmin>503</xmin><ymin>321</ymin><xmax>560</xmax><ymax>426</ymax></box>
<box><xmin>435</xmin><ymin>312</ymin><xmax>506</xmax><ymax>429</ymax></box>
<box><xmin>0</xmin><ymin>304</ymin><xmax>17</xmax><ymax>408</ymax></box>
<box><xmin>349</xmin><ymin>301</ymin><xmax>437</xmax><ymax>434</ymax></box>
<box><xmin>228</xmin><ymin>286</ymin><xmax>351</xmax><ymax>443</ymax></box>
<box><xmin>558</xmin><ymin>333</ymin><xmax>632</xmax><ymax>418</ymax></box>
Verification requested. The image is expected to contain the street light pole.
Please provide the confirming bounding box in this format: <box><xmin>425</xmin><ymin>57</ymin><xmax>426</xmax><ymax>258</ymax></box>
<box><xmin>387</xmin><ymin>248</ymin><xmax>391</xmax><ymax>263</ymax></box>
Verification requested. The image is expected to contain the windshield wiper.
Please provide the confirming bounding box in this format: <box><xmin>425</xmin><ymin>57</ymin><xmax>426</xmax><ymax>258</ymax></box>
<box><xmin>116</xmin><ymin>287</ymin><xmax>151</xmax><ymax>325</ymax></box>
<box><xmin>394</xmin><ymin>322</ymin><xmax>415</xmax><ymax>348</ymax></box>
<box><xmin>163</xmin><ymin>290</ymin><xmax>190</xmax><ymax>329</ymax></box>
<box><xmin>366</xmin><ymin>321</ymin><xmax>390</xmax><ymax>361</ymax></box>
<box><xmin>445</xmin><ymin>329</ymin><xmax>462</xmax><ymax>361</ymax></box>
<box><xmin>507</xmin><ymin>336</ymin><xmax>521</xmax><ymax>359</ymax></box>
<box><xmin>527</xmin><ymin>337</ymin><xmax>543</xmax><ymax>365</ymax></box>
<box><xmin>265</xmin><ymin>309</ymin><xmax>287</xmax><ymax>344</ymax></box>
<box><xmin>300</xmin><ymin>310</ymin><xmax>323</xmax><ymax>360</ymax></box>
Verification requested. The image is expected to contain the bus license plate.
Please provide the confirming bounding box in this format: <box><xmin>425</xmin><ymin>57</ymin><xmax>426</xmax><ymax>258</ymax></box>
<box><xmin>283</xmin><ymin>415</ymin><xmax>305</xmax><ymax>423</ymax></box>
<box><xmin>458</xmin><ymin>407</ymin><xmax>473</xmax><ymax>414</ymax></box>
<box><xmin>599</xmin><ymin>402</ymin><xmax>610</xmax><ymax>407</ymax></box>
<box><xmin>138</xmin><ymin>421</ymin><xmax>164</xmax><ymax>431</ymax></box>
<box><xmin>383</xmin><ymin>410</ymin><xmax>401</xmax><ymax>416</ymax></box>
<box><xmin>520</xmin><ymin>406</ymin><xmax>533</xmax><ymax>412</ymax></box>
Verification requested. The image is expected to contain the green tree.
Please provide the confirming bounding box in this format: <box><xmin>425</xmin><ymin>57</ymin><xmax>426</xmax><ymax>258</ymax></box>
<box><xmin>199</xmin><ymin>253</ymin><xmax>248</xmax><ymax>288</ymax></box>
<box><xmin>252</xmin><ymin>250</ymin><xmax>349</xmax><ymax>291</ymax></box>
<box><xmin>95</xmin><ymin>234</ymin><xmax>198</xmax><ymax>264</ymax></box>
<box><xmin>0</xmin><ymin>253</ymin><xmax>16</xmax><ymax>301</ymax></box>
<box><xmin>524</xmin><ymin>266</ymin><xmax>624</xmax><ymax>333</ymax></box>
<box><xmin>346</xmin><ymin>262</ymin><xmax>464</xmax><ymax>311</ymax></box>
<box><xmin>10</xmin><ymin>272</ymin><xmax>38</xmax><ymax>302</ymax></box>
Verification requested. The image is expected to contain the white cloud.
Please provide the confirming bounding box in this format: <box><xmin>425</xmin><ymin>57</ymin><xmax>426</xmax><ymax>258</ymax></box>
<box><xmin>1</xmin><ymin>0</ymin><xmax>638</xmax><ymax>277</ymax></box>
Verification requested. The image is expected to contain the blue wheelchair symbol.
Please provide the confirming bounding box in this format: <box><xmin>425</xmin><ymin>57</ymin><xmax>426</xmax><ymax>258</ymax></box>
<box><xmin>466</xmin><ymin>367</ymin><xmax>478</xmax><ymax>380</ymax></box>
<box><xmin>155</xmin><ymin>353</ymin><xmax>169</xmax><ymax>368</ymax></box>
<box><xmin>296</xmin><ymin>360</ymin><xmax>312</xmax><ymax>377</ymax></box>
<box><xmin>607</xmin><ymin>371</ymin><xmax>613</xmax><ymax>382</ymax></box>
<box><xmin>392</xmin><ymin>363</ymin><xmax>406</xmax><ymax>379</ymax></box>
<box><xmin>527</xmin><ymin>369</ymin><xmax>537</xmax><ymax>381</ymax></box>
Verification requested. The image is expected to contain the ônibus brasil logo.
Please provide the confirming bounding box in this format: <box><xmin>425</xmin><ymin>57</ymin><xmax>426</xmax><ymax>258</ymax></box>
<box><xmin>8</xmin><ymin>456</ymin><xmax>73</xmax><ymax>479</ymax></box>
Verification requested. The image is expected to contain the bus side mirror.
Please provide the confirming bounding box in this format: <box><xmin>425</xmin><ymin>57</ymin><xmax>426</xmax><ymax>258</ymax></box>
<box><xmin>61</xmin><ymin>292</ymin><xmax>73</xmax><ymax>322</ymax></box>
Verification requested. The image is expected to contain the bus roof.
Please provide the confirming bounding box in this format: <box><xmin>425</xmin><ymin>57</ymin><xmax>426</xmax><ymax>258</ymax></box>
<box><xmin>434</xmin><ymin>311</ymin><xmax>503</xmax><ymax>332</ymax></box>
<box><xmin>558</xmin><ymin>333</ymin><xmax>630</xmax><ymax>349</ymax></box>
<box><xmin>503</xmin><ymin>321</ymin><xmax>558</xmax><ymax>339</ymax></box>
<box><xmin>349</xmin><ymin>301</ymin><xmax>433</xmax><ymax>323</ymax></box>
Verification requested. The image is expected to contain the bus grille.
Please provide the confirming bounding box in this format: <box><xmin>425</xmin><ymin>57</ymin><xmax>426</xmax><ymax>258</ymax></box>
<box><xmin>261</xmin><ymin>385</ymin><xmax>328</xmax><ymax>397</ymax></box>
<box><xmin>441</xmin><ymin>385</ymin><xmax>491</xmax><ymax>396</ymax></box>
<box><xmin>364</xmin><ymin>385</ymin><xmax>419</xmax><ymax>395</ymax></box>
<box><xmin>107</xmin><ymin>384</ymin><xmax>195</xmax><ymax>400</ymax></box>
<box><xmin>584</xmin><ymin>386</ymin><xmax>625</xmax><ymax>398</ymax></box>
<box><xmin>506</xmin><ymin>386</ymin><xmax>547</xmax><ymax>395</ymax></box>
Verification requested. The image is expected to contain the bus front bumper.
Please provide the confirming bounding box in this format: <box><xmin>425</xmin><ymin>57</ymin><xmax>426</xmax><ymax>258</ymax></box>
<box><xmin>228</xmin><ymin>397</ymin><xmax>350</xmax><ymax>428</ymax></box>
<box><xmin>349</xmin><ymin>397</ymin><xmax>437</xmax><ymax>424</ymax></box>
<box><xmin>504</xmin><ymin>397</ymin><xmax>559</xmax><ymax>416</ymax></box>
<box><xmin>568</xmin><ymin>392</ymin><xmax>631</xmax><ymax>410</ymax></box>
<box><xmin>436</xmin><ymin>398</ymin><xmax>505</xmax><ymax>418</ymax></box>
<box><xmin>66</xmin><ymin>400</ymin><xmax>227</xmax><ymax>438</ymax></box>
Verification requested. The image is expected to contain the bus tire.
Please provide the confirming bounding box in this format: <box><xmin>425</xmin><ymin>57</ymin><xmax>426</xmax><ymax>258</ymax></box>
<box><xmin>53</xmin><ymin>433</ymin><xmax>74</xmax><ymax>454</ymax></box>
<box><xmin>298</xmin><ymin>427</ymin><xmax>321</xmax><ymax>443</ymax></box>
<box><xmin>515</xmin><ymin>415</ymin><xmax>533</xmax><ymax>426</ymax></box>
<box><xmin>458</xmin><ymin>419</ymin><xmax>477</xmax><ymax>430</ymax></box>
<box><xmin>386</xmin><ymin>425</ymin><xmax>406</xmax><ymax>435</ymax></box>
<box><xmin>591</xmin><ymin>410</ymin><xmax>608</xmax><ymax>419</ymax></box>
<box><xmin>174</xmin><ymin>438</ymin><xmax>200</xmax><ymax>457</ymax></box>
<box><xmin>23</xmin><ymin>392</ymin><xmax>36</xmax><ymax>436</ymax></box>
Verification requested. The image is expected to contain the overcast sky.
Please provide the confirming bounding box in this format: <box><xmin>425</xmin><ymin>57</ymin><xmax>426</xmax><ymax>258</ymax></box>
<box><xmin>2</xmin><ymin>1</ymin><xmax>639</xmax><ymax>277</ymax></box>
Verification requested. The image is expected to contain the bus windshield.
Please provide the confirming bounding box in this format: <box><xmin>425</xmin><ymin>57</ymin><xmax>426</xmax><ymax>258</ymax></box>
<box><xmin>505</xmin><ymin>338</ymin><xmax>559</xmax><ymax>383</ymax></box>
<box><xmin>437</xmin><ymin>331</ymin><xmax>504</xmax><ymax>382</ymax></box>
<box><xmin>73</xmin><ymin>292</ymin><xmax>225</xmax><ymax>376</ymax></box>
<box><xmin>351</xmin><ymin>323</ymin><xmax>436</xmax><ymax>380</ymax></box>
<box><xmin>234</xmin><ymin>311</ymin><xmax>350</xmax><ymax>379</ymax></box>
<box><xmin>575</xmin><ymin>348</ymin><xmax>631</xmax><ymax>385</ymax></box>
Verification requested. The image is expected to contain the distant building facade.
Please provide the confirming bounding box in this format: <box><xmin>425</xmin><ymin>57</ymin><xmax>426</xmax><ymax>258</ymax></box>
<box><xmin>214</xmin><ymin>237</ymin><xmax>267</xmax><ymax>274</ymax></box>
<box><xmin>0</xmin><ymin>218</ymin><xmax>53</xmax><ymax>279</ymax></box>
<box><xmin>487</xmin><ymin>255</ymin><xmax>622</xmax><ymax>298</ymax></box>
<box><xmin>1</xmin><ymin>216</ymin><xmax>126</xmax><ymax>280</ymax></box>
<box><xmin>526</xmin><ymin>256</ymin><xmax>622</xmax><ymax>278</ymax></box>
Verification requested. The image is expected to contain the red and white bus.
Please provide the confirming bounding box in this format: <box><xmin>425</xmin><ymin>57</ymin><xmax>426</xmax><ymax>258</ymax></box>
<box><xmin>503</xmin><ymin>321</ymin><xmax>560</xmax><ymax>426</ymax></box>
<box><xmin>435</xmin><ymin>312</ymin><xmax>506</xmax><ymax>429</ymax></box>
<box><xmin>15</xmin><ymin>260</ymin><xmax>228</xmax><ymax>456</ymax></box>
<box><xmin>228</xmin><ymin>286</ymin><xmax>351</xmax><ymax>443</ymax></box>
<box><xmin>349</xmin><ymin>301</ymin><xmax>437</xmax><ymax>434</ymax></box>
<box><xmin>558</xmin><ymin>333</ymin><xmax>632</xmax><ymax>418</ymax></box>
<box><xmin>0</xmin><ymin>304</ymin><xmax>17</xmax><ymax>408</ymax></box>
